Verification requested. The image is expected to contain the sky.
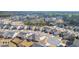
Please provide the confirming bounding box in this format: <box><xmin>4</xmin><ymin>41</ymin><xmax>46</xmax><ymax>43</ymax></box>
<box><xmin>0</xmin><ymin>0</ymin><xmax>79</xmax><ymax>11</ymax></box>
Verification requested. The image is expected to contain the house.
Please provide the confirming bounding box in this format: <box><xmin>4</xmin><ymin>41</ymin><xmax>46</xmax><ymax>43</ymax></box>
<box><xmin>0</xmin><ymin>39</ymin><xmax>16</xmax><ymax>47</ymax></box>
<box><xmin>0</xmin><ymin>20</ymin><xmax>4</xmax><ymax>24</ymax></box>
<box><xmin>47</xmin><ymin>36</ymin><xmax>62</xmax><ymax>46</ymax></box>
<box><xmin>33</xmin><ymin>34</ymin><xmax>40</xmax><ymax>42</ymax></box>
<box><xmin>74</xmin><ymin>26</ymin><xmax>79</xmax><ymax>32</ymax></box>
<box><xmin>45</xmin><ymin>17</ymin><xmax>56</xmax><ymax>22</ymax></box>
<box><xmin>32</xmin><ymin>42</ymin><xmax>46</xmax><ymax>47</ymax></box>
<box><xmin>17</xmin><ymin>25</ymin><xmax>24</xmax><ymax>30</ymax></box>
<box><xmin>39</xmin><ymin>36</ymin><xmax>48</xmax><ymax>42</ymax></box>
<box><xmin>25</xmin><ymin>32</ymin><xmax>35</xmax><ymax>41</ymax></box>
<box><xmin>3</xmin><ymin>19</ymin><xmax>12</xmax><ymax>24</ymax></box>
<box><xmin>3</xmin><ymin>24</ymin><xmax>11</xmax><ymax>29</ymax></box>
<box><xmin>3</xmin><ymin>31</ymin><xmax>15</xmax><ymax>39</ymax></box>
<box><xmin>16</xmin><ymin>32</ymin><xmax>27</xmax><ymax>40</ymax></box>
<box><xmin>44</xmin><ymin>18</ymin><xmax>54</xmax><ymax>26</ymax></box>
<box><xmin>12</xmin><ymin>32</ymin><xmax>19</xmax><ymax>39</ymax></box>
<box><xmin>11</xmin><ymin>37</ymin><xmax>23</xmax><ymax>46</ymax></box>
<box><xmin>34</xmin><ymin>26</ymin><xmax>40</xmax><ymax>31</ymax></box>
<box><xmin>3</xmin><ymin>25</ymin><xmax>9</xmax><ymax>29</ymax></box>
<box><xmin>26</xmin><ymin>26</ymin><xmax>32</xmax><ymax>30</ymax></box>
<box><xmin>19</xmin><ymin>40</ymin><xmax>33</xmax><ymax>47</ymax></box>
<box><xmin>56</xmin><ymin>19</ymin><xmax>64</xmax><ymax>24</ymax></box>
<box><xmin>0</xmin><ymin>24</ymin><xmax>5</xmax><ymax>29</ymax></box>
<box><xmin>41</xmin><ymin>26</ymin><xmax>52</xmax><ymax>33</ymax></box>
<box><xmin>0</xmin><ymin>32</ymin><xmax>4</xmax><ymax>38</ymax></box>
<box><xmin>38</xmin><ymin>36</ymin><xmax>51</xmax><ymax>47</ymax></box>
<box><xmin>11</xmin><ymin>21</ymin><xmax>24</xmax><ymax>26</ymax></box>
<box><xmin>8</xmin><ymin>41</ymin><xmax>17</xmax><ymax>47</ymax></box>
<box><xmin>60</xmin><ymin>32</ymin><xmax>76</xmax><ymax>46</ymax></box>
<box><xmin>72</xmin><ymin>39</ymin><xmax>79</xmax><ymax>47</ymax></box>
<box><xmin>49</xmin><ymin>29</ymin><xmax>59</xmax><ymax>35</ymax></box>
<box><xmin>32</xmin><ymin>35</ymin><xmax>58</xmax><ymax>47</ymax></box>
<box><xmin>24</xmin><ymin>26</ymin><xmax>28</xmax><ymax>30</ymax></box>
<box><xmin>10</xmin><ymin>25</ymin><xmax>17</xmax><ymax>30</ymax></box>
<box><xmin>32</xmin><ymin>26</ymin><xmax>36</xmax><ymax>31</ymax></box>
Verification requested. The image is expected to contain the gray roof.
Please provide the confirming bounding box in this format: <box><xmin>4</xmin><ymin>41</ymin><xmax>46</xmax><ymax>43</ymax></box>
<box><xmin>34</xmin><ymin>34</ymin><xmax>40</xmax><ymax>41</ymax></box>
<box><xmin>73</xmin><ymin>39</ymin><xmax>79</xmax><ymax>47</ymax></box>
<box><xmin>17</xmin><ymin>32</ymin><xmax>27</xmax><ymax>39</ymax></box>
<box><xmin>48</xmin><ymin>36</ymin><xmax>61</xmax><ymax>46</ymax></box>
<box><xmin>3</xmin><ymin>31</ymin><xmax>15</xmax><ymax>38</ymax></box>
<box><xmin>3</xmin><ymin>25</ymin><xmax>10</xmax><ymax>29</ymax></box>
<box><xmin>10</xmin><ymin>25</ymin><xmax>17</xmax><ymax>30</ymax></box>
<box><xmin>0</xmin><ymin>32</ymin><xmax>4</xmax><ymax>35</ymax></box>
<box><xmin>0</xmin><ymin>24</ymin><xmax>5</xmax><ymax>29</ymax></box>
<box><xmin>17</xmin><ymin>26</ymin><xmax>24</xmax><ymax>30</ymax></box>
<box><xmin>32</xmin><ymin>42</ymin><xmax>46</xmax><ymax>47</ymax></box>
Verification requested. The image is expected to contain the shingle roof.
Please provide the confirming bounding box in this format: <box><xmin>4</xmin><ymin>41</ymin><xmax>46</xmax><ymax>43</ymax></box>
<box><xmin>48</xmin><ymin>36</ymin><xmax>61</xmax><ymax>46</ymax></box>
<box><xmin>3</xmin><ymin>31</ymin><xmax>15</xmax><ymax>38</ymax></box>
